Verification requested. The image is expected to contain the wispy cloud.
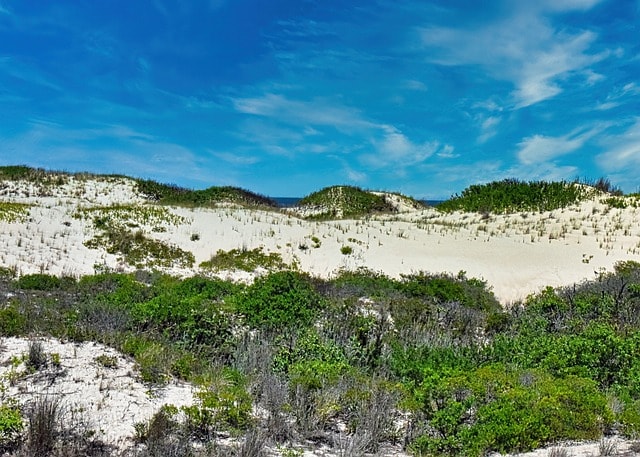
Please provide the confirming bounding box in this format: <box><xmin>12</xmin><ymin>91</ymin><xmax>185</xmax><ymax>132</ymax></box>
<box><xmin>596</xmin><ymin>119</ymin><xmax>640</xmax><ymax>170</ymax></box>
<box><xmin>232</xmin><ymin>93</ymin><xmax>376</xmax><ymax>132</ymax></box>
<box><xmin>516</xmin><ymin>125</ymin><xmax>604</xmax><ymax>164</ymax></box>
<box><xmin>419</xmin><ymin>2</ymin><xmax>607</xmax><ymax>107</ymax></box>
<box><xmin>596</xmin><ymin>82</ymin><xmax>640</xmax><ymax>110</ymax></box>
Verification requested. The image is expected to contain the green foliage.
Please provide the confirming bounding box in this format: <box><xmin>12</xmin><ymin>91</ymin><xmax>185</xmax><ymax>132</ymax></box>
<box><xmin>297</xmin><ymin>185</ymin><xmax>396</xmax><ymax>219</ymax></box>
<box><xmin>274</xmin><ymin>330</ymin><xmax>349</xmax><ymax>387</ymax></box>
<box><xmin>85</xmin><ymin>226</ymin><xmax>195</xmax><ymax>269</ymax></box>
<box><xmin>408</xmin><ymin>366</ymin><xmax>611</xmax><ymax>456</ymax></box>
<box><xmin>0</xmin><ymin>302</ymin><xmax>27</xmax><ymax>336</ymax></box>
<box><xmin>130</xmin><ymin>276</ymin><xmax>237</xmax><ymax>351</ymax></box>
<box><xmin>437</xmin><ymin>179</ymin><xmax>591</xmax><ymax>214</ymax></box>
<box><xmin>183</xmin><ymin>369</ymin><xmax>253</xmax><ymax>436</ymax></box>
<box><xmin>135</xmin><ymin>179</ymin><xmax>277</xmax><ymax>208</ymax></box>
<box><xmin>74</xmin><ymin>203</ymin><xmax>186</xmax><ymax>228</ymax></box>
<box><xmin>327</xmin><ymin>268</ymin><xmax>400</xmax><ymax>299</ymax></box>
<box><xmin>340</xmin><ymin>245</ymin><xmax>353</xmax><ymax>255</ymax></box>
<box><xmin>234</xmin><ymin>271</ymin><xmax>323</xmax><ymax>332</ymax></box>
<box><xmin>0</xmin><ymin>202</ymin><xmax>31</xmax><ymax>223</ymax></box>
<box><xmin>400</xmin><ymin>271</ymin><xmax>500</xmax><ymax>312</ymax></box>
<box><xmin>0</xmin><ymin>165</ymin><xmax>36</xmax><ymax>179</ymax></box>
<box><xmin>121</xmin><ymin>335</ymin><xmax>170</xmax><ymax>384</ymax></box>
<box><xmin>0</xmin><ymin>401</ymin><xmax>23</xmax><ymax>451</ymax></box>
<box><xmin>94</xmin><ymin>354</ymin><xmax>118</xmax><ymax>368</ymax></box>
<box><xmin>200</xmin><ymin>247</ymin><xmax>289</xmax><ymax>272</ymax></box>
<box><xmin>16</xmin><ymin>273</ymin><xmax>62</xmax><ymax>290</ymax></box>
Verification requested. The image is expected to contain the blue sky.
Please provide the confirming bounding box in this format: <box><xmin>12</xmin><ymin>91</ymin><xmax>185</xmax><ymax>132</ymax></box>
<box><xmin>1</xmin><ymin>0</ymin><xmax>639</xmax><ymax>198</ymax></box>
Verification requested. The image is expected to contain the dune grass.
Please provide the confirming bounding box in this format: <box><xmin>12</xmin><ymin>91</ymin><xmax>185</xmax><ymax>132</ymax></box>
<box><xmin>437</xmin><ymin>179</ymin><xmax>594</xmax><ymax>214</ymax></box>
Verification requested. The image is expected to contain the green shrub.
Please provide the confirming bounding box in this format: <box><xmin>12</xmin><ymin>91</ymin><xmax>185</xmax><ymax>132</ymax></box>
<box><xmin>16</xmin><ymin>274</ymin><xmax>61</xmax><ymax>290</ymax></box>
<box><xmin>340</xmin><ymin>245</ymin><xmax>353</xmax><ymax>255</ymax></box>
<box><xmin>135</xmin><ymin>179</ymin><xmax>277</xmax><ymax>208</ymax></box>
<box><xmin>297</xmin><ymin>185</ymin><xmax>396</xmax><ymax>219</ymax></box>
<box><xmin>94</xmin><ymin>354</ymin><xmax>118</xmax><ymax>369</ymax></box>
<box><xmin>0</xmin><ymin>202</ymin><xmax>31</xmax><ymax>223</ymax></box>
<box><xmin>85</xmin><ymin>226</ymin><xmax>195</xmax><ymax>269</ymax></box>
<box><xmin>0</xmin><ymin>303</ymin><xmax>27</xmax><ymax>336</ymax></box>
<box><xmin>0</xmin><ymin>402</ymin><xmax>23</xmax><ymax>452</ymax></box>
<box><xmin>183</xmin><ymin>369</ymin><xmax>253</xmax><ymax>436</ymax></box>
<box><xmin>234</xmin><ymin>271</ymin><xmax>323</xmax><ymax>332</ymax></box>
<box><xmin>437</xmin><ymin>179</ymin><xmax>591</xmax><ymax>214</ymax></box>
<box><xmin>408</xmin><ymin>366</ymin><xmax>611</xmax><ymax>456</ymax></box>
<box><xmin>200</xmin><ymin>247</ymin><xmax>289</xmax><ymax>272</ymax></box>
<box><xmin>400</xmin><ymin>271</ymin><xmax>500</xmax><ymax>312</ymax></box>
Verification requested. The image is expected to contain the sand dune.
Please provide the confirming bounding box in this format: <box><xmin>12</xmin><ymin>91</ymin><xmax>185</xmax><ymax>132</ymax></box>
<box><xmin>1</xmin><ymin>175</ymin><xmax>639</xmax><ymax>304</ymax></box>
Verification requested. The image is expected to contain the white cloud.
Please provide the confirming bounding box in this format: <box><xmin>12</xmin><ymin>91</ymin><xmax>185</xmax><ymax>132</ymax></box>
<box><xmin>596</xmin><ymin>119</ymin><xmax>640</xmax><ymax>170</ymax></box>
<box><xmin>419</xmin><ymin>3</ymin><xmax>607</xmax><ymax>107</ymax></box>
<box><xmin>211</xmin><ymin>151</ymin><xmax>260</xmax><ymax>165</ymax></box>
<box><xmin>517</xmin><ymin>125</ymin><xmax>604</xmax><ymax>164</ymax></box>
<box><xmin>403</xmin><ymin>79</ymin><xmax>428</xmax><ymax>91</ymax></box>
<box><xmin>231</xmin><ymin>93</ymin><xmax>375</xmax><ymax>132</ymax></box>
<box><xmin>596</xmin><ymin>82</ymin><xmax>640</xmax><ymax>110</ymax></box>
<box><xmin>437</xmin><ymin>144</ymin><xmax>458</xmax><ymax>158</ymax></box>
<box><xmin>478</xmin><ymin>116</ymin><xmax>501</xmax><ymax>143</ymax></box>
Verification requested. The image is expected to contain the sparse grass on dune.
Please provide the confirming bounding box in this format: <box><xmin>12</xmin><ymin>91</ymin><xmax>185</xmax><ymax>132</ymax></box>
<box><xmin>0</xmin><ymin>202</ymin><xmax>31</xmax><ymax>223</ymax></box>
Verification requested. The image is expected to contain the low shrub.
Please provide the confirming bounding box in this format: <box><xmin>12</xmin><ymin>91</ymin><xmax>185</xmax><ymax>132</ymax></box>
<box><xmin>0</xmin><ymin>302</ymin><xmax>27</xmax><ymax>336</ymax></box>
<box><xmin>200</xmin><ymin>247</ymin><xmax>289</xmax><ymax>272</ymax></box>
<box><xmin>234</xmin><ymin>271</ymin><xmax>323</xmax><ymax>332</ymax></box>
<box><xmin>16</xmin><ymin>273</ymin><xmax>62</xmax><ymax>291</ymax></box>
<box><xmin>0</xmin><ymin>401</ymin><xmax>23</xmax><ymax>452</ymax></box>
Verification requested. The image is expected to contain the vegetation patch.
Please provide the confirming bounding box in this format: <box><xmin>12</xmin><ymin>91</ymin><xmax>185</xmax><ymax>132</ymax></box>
<box><xmin>74</xmin><ymin>204</ymin><xmax>186</xmax><ymax>228</ymax></box>
<box><xmin>85</xmin><ymin>226</ymin><xmax>195</xmax><ymax>269</ymax></box>
<box><xmin>296</xmin><ymin>185</ymin><xmax>397</xmax><ymax>220</ymax></box>
<box><xmin>200</xmin><ymin>247</ymin><xmax>290</xmax><ymax>272</ymax></box>
<box><xmin>1</xmin><ymin>261</ymin><xmax>640</xmax><ymax>455</ymax></box>
<box><xmin>135</xmin><ymin>179</ymin><xmax>277</xmax><ymax>208</ymax></box>
<box><xmin>0</xmin><ymin>203</ymin><xmax>31</xmax><ymax>223</ymax></box>
<box><xmin>437</xmin><ymin>179</ymin><xmax>594</xmax><ymax>214</ymax></box>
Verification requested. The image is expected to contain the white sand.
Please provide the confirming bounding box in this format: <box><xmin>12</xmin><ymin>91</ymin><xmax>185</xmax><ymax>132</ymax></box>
<box><xmin>1</xmin><ymin>175</ymin><xmax>639</xmax><ymax>304</ymax></box>
<box><xmin>0</xmin><ymin>337</ymin><xmax>194</xmax><ymax>448</ymax></box>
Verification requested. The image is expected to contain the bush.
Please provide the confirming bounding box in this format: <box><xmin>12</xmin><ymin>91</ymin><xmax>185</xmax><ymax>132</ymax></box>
<box><xmin>25</xmin><ymin>396</ymin><xmax>60</xmax><ymax>456</ymax></box>
<box><xmin>400</xmin><ymin>271</ymin><xmax>500</xmax><ymax>312</ymax></box>
<box><xmin>408</xmin><ymin>366</ymin><xmax>611</xmax><ymax>456</ymax></box>
<box><xmin>234</xmin><ymin>271</ymin><xmax>322</xmax><ymax>332</ymax></box>
<box><xmin>183</xmin><ymin>369</ymin><xmax>253</xmax><ymax>437</ymax></box>
<box><xmin>0</xmin><ymin>303</ymin><xmax>27</xmax><ymax>336</ymax></box>
<box><xmin>0</xmin><ymin>402</ymin><xmax>23</xmax><ymax>452</ymax></box>
<box><xmin>26</xmin><ymin>340</ymin><xmax>48</xmax><ymax>371</ymax></box>
<box><xmin>437</xmin><ymin>179</ymin><xmax>590</xmax><ymax>214</ymax></box>
<box><xmin>200</xmin><ymin>247</ymin><xmax>289</xmax><ymax>272</ymax></box>
<box><xmin>16</xmin><ymin>273</ymin><xmax>61</xmax><ymax>290</ymax></box>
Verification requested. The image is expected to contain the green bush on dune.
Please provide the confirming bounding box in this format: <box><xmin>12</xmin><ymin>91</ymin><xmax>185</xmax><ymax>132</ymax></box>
<box><xmin>297</xmin><ymin>185</ymin><xmax>397</xmax><ymax>219</ymax></box>
<box><xmin>135</xmin><ymin>179</ymin><xmax>277</xmax><ymax>208</ymax></box>
<box><xmin>437</xmin><ymin>178</ymin><xmax>593</xmax><ymax>214</ymax></box>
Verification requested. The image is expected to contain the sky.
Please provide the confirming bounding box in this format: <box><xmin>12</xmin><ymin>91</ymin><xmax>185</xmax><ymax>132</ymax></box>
<box><xmin>0</xmin><ymin>0</ymin><xmax>639</xmax><ymax>198</ymax></box>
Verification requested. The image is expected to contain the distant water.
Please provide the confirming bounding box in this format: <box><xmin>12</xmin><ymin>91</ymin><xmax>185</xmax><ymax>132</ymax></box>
<box><xmin>273</xmin><ymin>197</ymin><xmax>444</xmax><ymax>208</ymax></box>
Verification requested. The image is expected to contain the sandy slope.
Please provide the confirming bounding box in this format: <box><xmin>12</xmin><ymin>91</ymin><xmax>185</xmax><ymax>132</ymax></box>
<box><xmin>1</xmin><ymin>176</ymin><xmax>639</xmax><ymax>304</ymax></box>
<box><xmin>0</xmin><ymin>337</ymin><xmax>195</xmax><ymax>448</ymax></box>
